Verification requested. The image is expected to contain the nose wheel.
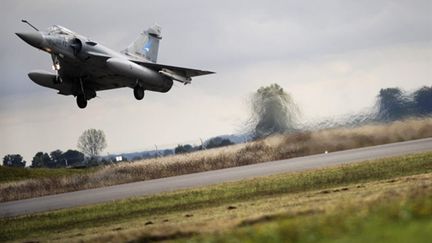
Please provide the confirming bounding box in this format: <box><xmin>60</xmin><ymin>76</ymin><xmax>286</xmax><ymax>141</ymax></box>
<box><xmin>134</xmin><ymin>86</ymin><xmax>145</xmax><ymax>100</ymax></box>
<box><xmin>76</xmin><ymin>94</ymin><xmax>87</xmax><ymax>109</ymax></box>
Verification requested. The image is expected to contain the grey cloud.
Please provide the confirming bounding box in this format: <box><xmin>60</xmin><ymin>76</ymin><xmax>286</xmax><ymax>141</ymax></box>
<box><xmin>2</xmin><ymin>0</ymin><xmax>431</xmax><ymax>99</ymax></box>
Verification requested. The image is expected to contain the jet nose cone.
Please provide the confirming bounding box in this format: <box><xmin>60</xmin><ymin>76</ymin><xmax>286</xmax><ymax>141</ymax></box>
<box><xmin>15</xmin><ymin>32</ymin><xmax>44</xmax><ymax>49</ymax></box>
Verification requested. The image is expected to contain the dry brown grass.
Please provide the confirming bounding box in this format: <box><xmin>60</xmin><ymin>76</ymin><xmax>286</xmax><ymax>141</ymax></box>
<box><xmin>1</xmin><ymin>118</ymin><xmax>432</xmax><ymax>202</ymax></box>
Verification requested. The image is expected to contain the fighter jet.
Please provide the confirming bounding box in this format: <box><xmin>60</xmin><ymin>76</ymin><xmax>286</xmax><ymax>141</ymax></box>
<box><xmin>16</xmin><ymin>20</ymin><xmax>214</xmax><ymax>108</ymax></box>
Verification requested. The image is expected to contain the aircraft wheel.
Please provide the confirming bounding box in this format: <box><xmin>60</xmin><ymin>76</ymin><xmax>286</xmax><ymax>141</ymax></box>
<box><xmin>77</xmin><ymin>95</ymin><xmax>87</xmax><ymax>109</ymax></box>
<box><xmin>134</xmin><ymin>86</ymin><xmax>145</xmax><ymax>100</ymax></box>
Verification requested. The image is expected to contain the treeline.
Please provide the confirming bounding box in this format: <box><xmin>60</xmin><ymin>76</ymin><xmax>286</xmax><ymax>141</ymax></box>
<box><xmin>1</xmin><ymin>128</ymin><xmax>112</xmax><ymax>168</ymax></box>
<box><xmin>31</xmin><ymin>150</ymin><xmax>84</xmax><ymax>168</ymax></box>
<box><xmin>314</xmin><ymin>85</ymin><xmax>432</xmax><ymax>129</ymax></box>
<box><xmin>1</xmin><ymin>136</ymin><xmax>236</xmax><ymax>168</ymax></box>
<box><xmin>130</xmin><ymin>136</ymin><xmax>235</xmax><ymax>160</ymax></box>
<box><xmin>174</xmin><ymin>136</ymin><xmax>234</xmax><ymax>154</ymax></box>
<box><xmin>2</xmin><ymin>150</ymin><xmax>85</xmax><ymax>168</ymax></box>
<box><xmin>2</xmin><ymin>149</ymin><xmax>125</xmax><ymax>168</ymax></box>
<box><xmin>375</xmin><ymin>86</ymin><xmax>432</xmax><ymax>122</ymax></box>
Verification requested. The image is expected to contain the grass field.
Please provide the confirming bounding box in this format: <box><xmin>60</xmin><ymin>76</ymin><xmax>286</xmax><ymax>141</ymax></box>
<box><xmin>1</xmin><ymin>118</ymin><xmax>432</xmax><ymax>202</ymax></box>
<box><xmin>1</xmin><ymin>151</ymin><xmax>431</xmax><ymax>242</ymax></box>
<box><xmin>184</xmin><ymin>193</ymin><xmax>432</xmax><ymax>243</ymax></box>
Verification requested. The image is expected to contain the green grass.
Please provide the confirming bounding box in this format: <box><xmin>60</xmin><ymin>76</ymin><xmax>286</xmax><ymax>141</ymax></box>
<box><xmin>185</xmin><ymin>195</ymin><xmax>432</xmax><ymax>243</ymax></box>
<box><xmin>0</xmin><ymin>166</ymin><xmax>96</xmax><ymax>183</ymax></box>
<box><xmin>1</xmin><ymin>152</ymin><xmax>432</xmax><ymax>242</ymax></box>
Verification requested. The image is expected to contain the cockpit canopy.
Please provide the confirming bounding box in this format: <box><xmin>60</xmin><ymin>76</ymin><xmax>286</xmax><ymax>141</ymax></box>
<box><xmin>47</xmin><ymin>25</ymin><xmax>76</xmax><ymax>36</ymax></box>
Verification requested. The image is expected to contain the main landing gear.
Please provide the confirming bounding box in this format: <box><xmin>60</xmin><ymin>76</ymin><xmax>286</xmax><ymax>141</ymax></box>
<box><xmin>76</xmin><ymin>94</ymin><xmax>87</xmax><ymax>109</ymax></box>
<box><xmin>75</xmin><ymin>78</ymin><xmax>96</xmax><ymax>109</ymax></box>
<box><xmin>134</xmin><ymin>86</ymin><xmax>145</xmax><ymax>100</ymax></box>
<box><xmin>76</xmin><ymin>78</ymin><xmax>88</xmax><ymax>109</ymax></box>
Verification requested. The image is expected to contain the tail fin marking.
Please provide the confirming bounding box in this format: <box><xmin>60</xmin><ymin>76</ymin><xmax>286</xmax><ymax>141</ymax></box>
<box><xmin>123</xmin><ymin>25</ymin><xmax>162</xmax><ymax>63</ymax></box>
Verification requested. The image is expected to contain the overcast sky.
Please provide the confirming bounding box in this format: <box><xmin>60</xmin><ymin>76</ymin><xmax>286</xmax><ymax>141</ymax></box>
<box><xmin>1</xmin><ymin>0</ymin><xmax>431</xmax><ymax>162</ymax></box>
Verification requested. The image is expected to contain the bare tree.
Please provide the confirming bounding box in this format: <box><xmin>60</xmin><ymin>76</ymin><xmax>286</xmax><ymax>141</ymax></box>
<box><xmin>77</xmin><ymin>129</ymin><xmax>107</xmax><ymax>157</ymax></box>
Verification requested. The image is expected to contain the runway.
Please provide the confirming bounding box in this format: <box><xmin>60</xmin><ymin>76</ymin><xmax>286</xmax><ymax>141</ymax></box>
<box><xmin>1</xmin><ymin>137</ymin><xmax>432</xmax><ymax>218</ymax></box>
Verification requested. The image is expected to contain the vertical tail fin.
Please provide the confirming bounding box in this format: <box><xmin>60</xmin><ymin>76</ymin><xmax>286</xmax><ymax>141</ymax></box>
<box><xmin>123</xmin><ymin>25</ymin><xmax>162</xmax><ymax>63</ymax></box>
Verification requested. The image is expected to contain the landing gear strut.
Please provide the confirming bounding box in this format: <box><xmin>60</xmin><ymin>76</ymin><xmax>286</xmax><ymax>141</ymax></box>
<box><xmin>54</xmin><ymin>75</ymin><xmax>62</xmax><ymax>84</ymax></box>
<box><xmin>76</xmin><ymin>77</ymin><xmax>88</xmax><ymax>109</ymax></box>
<box><xmin>134</xmin><ymin>86</ymin><xmax>145</xmax><ymax>100</ymax></box>
<box><xmin>76</xmin><ymin>94</ymin><xmax>87</xmax><ymax>109</ymax></box>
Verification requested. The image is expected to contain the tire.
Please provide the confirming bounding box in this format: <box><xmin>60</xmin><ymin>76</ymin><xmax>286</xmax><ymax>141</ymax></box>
<box><xmin>76</xmin><ymin>95</ymin><xmax>87</xmax><ymax>109</ymax></box>
<box><xmin>134</xmin><ymin>86</ymin><xmax>145</xmax><ymax>100</ymax></box>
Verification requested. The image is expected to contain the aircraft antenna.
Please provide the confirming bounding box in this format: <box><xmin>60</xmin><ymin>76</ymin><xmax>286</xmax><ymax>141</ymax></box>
<box><xmin>21</xmin><ymin>19</ymin><xmax>39</xmax><ymax>31</ymax></box>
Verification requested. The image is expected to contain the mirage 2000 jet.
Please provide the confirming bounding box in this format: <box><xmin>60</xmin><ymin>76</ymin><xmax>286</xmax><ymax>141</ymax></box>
<box><xmin>16</xmin><ymin>20</ymin><xmax>214</xmax><ymax>108</ymax></box>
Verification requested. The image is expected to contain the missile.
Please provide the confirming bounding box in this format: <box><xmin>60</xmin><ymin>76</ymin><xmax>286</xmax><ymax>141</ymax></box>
<box><xmin>106</xmin><ymin>58</ymin><xmax>170</xmax><ymax>87</ymax></box>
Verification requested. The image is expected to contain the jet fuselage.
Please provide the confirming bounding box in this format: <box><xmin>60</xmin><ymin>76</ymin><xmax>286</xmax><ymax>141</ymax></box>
<box><xmin>16</xmin><ymin>23</ymin><xmax>213</xmax><ymax>108</ymax></box>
